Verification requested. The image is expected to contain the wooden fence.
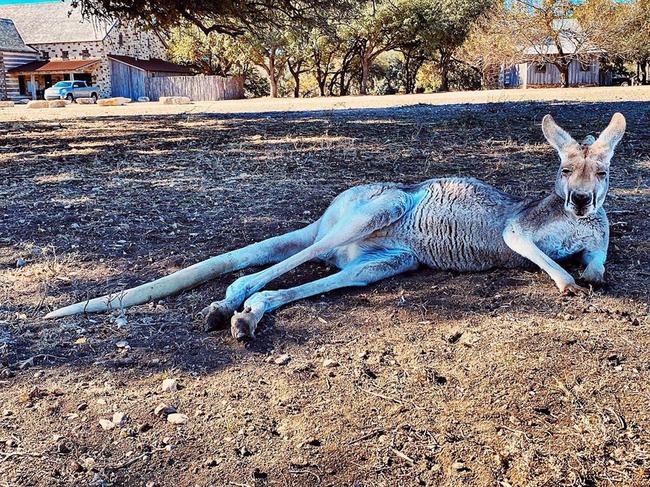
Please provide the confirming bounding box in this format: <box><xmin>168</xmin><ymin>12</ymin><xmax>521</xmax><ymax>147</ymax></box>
<box><xmin>144</xmin><ymin>75</ymin><xmax>244</xmax><ymax>101</ymax></box>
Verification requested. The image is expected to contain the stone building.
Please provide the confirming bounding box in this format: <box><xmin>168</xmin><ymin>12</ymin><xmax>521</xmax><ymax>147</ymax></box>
<box><xmin>0</xmin><ymin>1</ymin><xmax>188</xmax><ymax>100</ymax></box>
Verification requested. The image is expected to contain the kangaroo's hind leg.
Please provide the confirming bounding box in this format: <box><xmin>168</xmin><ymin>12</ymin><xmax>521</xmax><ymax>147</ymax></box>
<box><xmin>230</xmin><ymin>248</ymin><xmax>419</xmax><ymax>340</ymax></box>
<box><xmin>207</xmin><ymin>188</ymin><xmax>415</xmax><ymax>339</ymax></box>
<box><xmin>202</xmin><ymin>221</ymin><xmax>320</xmax><ymax>331</ymax></box>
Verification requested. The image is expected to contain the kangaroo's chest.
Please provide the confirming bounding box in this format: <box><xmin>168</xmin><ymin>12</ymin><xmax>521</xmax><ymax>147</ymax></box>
<box><xmin>533</xmin><ymin>220</ymin><xmax>596</xmax><ymax>260</ymax></box>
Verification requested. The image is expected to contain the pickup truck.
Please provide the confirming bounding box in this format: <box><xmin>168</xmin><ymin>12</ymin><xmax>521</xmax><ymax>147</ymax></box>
<box><xmin>44</xmin><ymin>80</ymin><xmax>100</xmax><ymax>102</ymax></box>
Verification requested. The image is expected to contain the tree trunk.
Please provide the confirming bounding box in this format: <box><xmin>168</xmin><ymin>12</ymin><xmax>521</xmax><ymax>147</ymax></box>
<box><xmin>558</xmin><ymin>63</ymin><xmax>570</xmax><ymax>88</ymax></box>
<box><xmin>439</xmin><ymin>50</ymin><xmax>451</xmax><ymax>92</ymax></box>
<box><xmin>360</xmin><ymin>55</ymin><xmax>370</xmax><ymax>95</ymax></box>
<box><xmin>292</xmin><ymin>71</ymin><xmax>300</xmax><ymax>98</ymax></box>
<box><xmin>288</xmin><ymin>60</ymin><xmax>302</xmax><ymax>98</ymax></box>
<box><xmin>268</xmin><ymin>51</ymin><xmax>278</xmax><ymax>98</ymax></box>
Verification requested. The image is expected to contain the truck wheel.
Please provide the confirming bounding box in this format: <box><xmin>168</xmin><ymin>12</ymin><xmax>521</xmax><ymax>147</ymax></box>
<box><xmin>91</xmin><ymin>93</ymin><xmax>98</xmax><ymax>103</ymax></box>
<box><xmin>66</xmin><ymin>93</ymin><xmax>74</xmax><ymax>103</ymax></box>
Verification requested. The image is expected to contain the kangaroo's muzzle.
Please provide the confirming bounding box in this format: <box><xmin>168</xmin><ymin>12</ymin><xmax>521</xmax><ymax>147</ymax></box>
<box><xmin>568</xmin><ymin>191</ymin><xmax>594</xmax><ymax>217</ymax></box>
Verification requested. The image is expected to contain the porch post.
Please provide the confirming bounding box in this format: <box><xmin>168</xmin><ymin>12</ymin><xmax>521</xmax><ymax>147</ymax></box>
<box><xmin>70</xmin><ymin>72</ymin><xmax>75</xmax><ymax>80</ymax></box>
<box><xmin>30</xmin><ymin>73</ymin><xmax>36</xmax><ymax>99</ymax></box>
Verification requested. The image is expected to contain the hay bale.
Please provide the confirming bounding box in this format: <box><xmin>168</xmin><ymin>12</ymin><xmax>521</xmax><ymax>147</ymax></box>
<box><xmin>137</xmin><ymin>96</ymin><xmax>150</xmax><ymax>102</ymax></box>
<box><xmin>76</xmin><ymin>97</ymin><xmax>95</xmax><ymax>105</ymax></box>
<box><xmin>27</xmin><ymin>100</ymin><xmax>49</xmax><ymax>109</ymax></box>
<box><xmin>159</xmin><ymin>96</ymin><xmax>191</xmax><ymax>105</ymax></box>
<box><xmin>0</xmin><ymin>101</ymin><xmax>14</xmax><ymax>108</ymax></box>
<box><xmin>48</xmin><ymin>100</ymin><xmax>67</xmax><ymax>108</ymax></box>
<box><xmin>97</xmin><ymin>97</ymin><xmax>131</xmax><ymax>106</ymax></box>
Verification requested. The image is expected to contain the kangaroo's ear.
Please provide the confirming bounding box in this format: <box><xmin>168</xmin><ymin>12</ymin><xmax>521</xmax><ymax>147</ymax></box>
<box><xmin>542</xmin><ymin>114</ymin><xmax>577</xmax><ymax>153</ymax></box>
<box><xmin>594</xmin><ymin>112</ymin><xmax>626</xmax><ymax>151</ymax></box>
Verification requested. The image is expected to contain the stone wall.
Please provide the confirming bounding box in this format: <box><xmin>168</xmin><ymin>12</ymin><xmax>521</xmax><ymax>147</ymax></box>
<box><xmin>28</xmin><ymin>21</ymin><xmax>168</xmax><ymax>97</ymax></box>
<box><xmin>98</xmin><ymin>22</ymin><xmax>168</xmax><ymax>97</ymax></box>
<box><xmin>0</xmin><ymin>52</ymin><xmax>6</xmax><ymax>100</ymax></box>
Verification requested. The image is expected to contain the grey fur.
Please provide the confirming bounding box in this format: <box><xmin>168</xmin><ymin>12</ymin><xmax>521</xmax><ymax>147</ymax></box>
<box><xmin>44</xmin><ymin>113</ymin><xmax>626</xmax><ymax>343</ymax></box>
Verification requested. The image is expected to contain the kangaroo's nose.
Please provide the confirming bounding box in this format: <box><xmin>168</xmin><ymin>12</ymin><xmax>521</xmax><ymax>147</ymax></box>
<box><xmin>570</xmin><ymin>192</ymin><xmax>592</xmax><ymax>207</ymax></box>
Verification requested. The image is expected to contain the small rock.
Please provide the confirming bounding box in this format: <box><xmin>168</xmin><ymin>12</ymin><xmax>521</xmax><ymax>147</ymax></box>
<box><xmin>167</xmin><ymin>413</ymin><xmax>188</xmax><ymax>425</ymax></box>
<box><xmin>3</xmin><ymin>410</ymin><xmax>12</xmax><ymax>417</ymax></box>
<box><xmin>112</xmin><ymin>412</ymin><xmax>127</xmax><ymax>427</ymax></box>
<box><xmin>452</xmin><ymin>461</ymin><xmax>470</xmax><ymax>472</ymax></box>
<box><xmin>357</xmin><ymin>350</ymin><xmax>369</xmax><ymax>359</ymax></box>
<box><xmin>96</xmin><ymin>398</ymin><xmax>107</xmax><ymax>405</ymax></box>
<box><xmin>274</xmin><ymin>354</ymin><xmax>291</xmax><ymax>366</ymax></box>
<box><xmin>69</xmin><ymin>460</ymin><xmax>84</xmax><ymax>473</ymax></box>
<box><xmin>322</xmin><ymin>359</ymin><xmax>339</xmax><ymax>368</ymax></box>
<box><xmin>16</xmin><ymin>258</ymin><xmax>26</xmax><ymax>268</ymax></box>
<box><xmin>77</xmin><ymin>402</ymin><xmax>88</xmax><ymax>411</ymax></box>
<box><xmin>161</xmin><ymin>378</ymin><xmax>178</xmax><ymax>392</ymax></box>
<box><xmin>137</xmin><ymin>96</ymin><xmax>150</xmax><ymax>102</ymax></box>
<box><xmin>57</xmin><ymin>442</ymin><xmax>71</xmax><ymax>454</ymax></box>
<box><xmin>139</xmin><ymin>423</ymin><xmax>153</xmax><ymax>433</ymax></box>
<box><xmin>98</xmin><ymin>419</ymin><xmax>114</xmax><ymax>431</ymax></box>
<box><xmin>115</xmin><ymin>340</ymin><xmax>130</xmax><ymax>349</ymax></box>
<box><xmin>154</xmin><ymin>403</ymin><xmax>176</xmax><ymax>417</ymax></box>
<box><xmin>114</xmin><ymin>314</ymin><xmax>128</xmax><ymax>328</ymax></box>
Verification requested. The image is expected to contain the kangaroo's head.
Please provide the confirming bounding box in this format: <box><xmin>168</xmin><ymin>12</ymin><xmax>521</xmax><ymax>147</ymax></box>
<box><xmin>542</xmin><ymin>113</ymin><xmax>626</xmax><ymax>218</ymax></box>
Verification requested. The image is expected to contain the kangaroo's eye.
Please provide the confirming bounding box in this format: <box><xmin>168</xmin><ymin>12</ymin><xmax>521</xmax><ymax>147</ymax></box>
<box><xmin>561</xmin><ymin>168</ymin><xmax>572</xmax><ymax>175</ymax></box>
<box><xmin>596</xmin><ymin>171</ymin><xmax>607</xmax><ymax>177</ymax></box>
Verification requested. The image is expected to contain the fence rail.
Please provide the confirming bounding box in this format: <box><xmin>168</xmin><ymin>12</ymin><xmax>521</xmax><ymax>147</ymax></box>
<box><xmin>144</xmin><ymin>75</ymin><xmax>244</xmax><ymax>102</ymax></box>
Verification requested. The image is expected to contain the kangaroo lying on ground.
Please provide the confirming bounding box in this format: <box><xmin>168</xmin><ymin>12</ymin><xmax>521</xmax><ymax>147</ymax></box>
<box><xmin>45</xmin><ymin>113</ymin><xmax>626</xmax><ymax>341</ymax></box>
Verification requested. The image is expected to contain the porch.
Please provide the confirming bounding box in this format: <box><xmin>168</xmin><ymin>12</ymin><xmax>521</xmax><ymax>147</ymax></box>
<box><xmin>7</xmin><ymin>58</ymin><xmax>100</xmax><ymax>99</ymax></box>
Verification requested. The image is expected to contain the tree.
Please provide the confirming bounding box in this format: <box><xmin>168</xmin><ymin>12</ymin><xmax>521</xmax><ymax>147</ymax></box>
<box><xmin>459</xmin><ymin>3</ymin><xmax>522</xmax><ymax>89</ymax></box>
<box><xmin>72</xmin><ymin>0</ymin><xmax>349</xmax><ymax>36</ymax></box>
<box><xmin>508</xmin><ymin>0</ymin><xmax>603</xmax><ymax>88</ymax></box>
<box><xmin>343</xmin><ymin>1</ymin><xmax>404</xmax><ymax>95</ymax></box>
<box><xmin>577</xmin><ymin>0</ymin><xmax>650</xmax><ymax>84</ymax></box>
<box><xmin>168</xmin><ymin>24</ymin><xmax>250</xmax><ymax>76</ymax></box>
<box><xmin>401</xmin><ymin>0</ymin><xmax>495</xmax><ymax>92</ymax></box>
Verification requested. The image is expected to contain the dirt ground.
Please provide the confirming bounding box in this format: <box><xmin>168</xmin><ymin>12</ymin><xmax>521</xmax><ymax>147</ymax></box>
<box><xmin>0</xmin><ymin>92</ymin><xmax>649</xmax><ymax>487</ymax></box>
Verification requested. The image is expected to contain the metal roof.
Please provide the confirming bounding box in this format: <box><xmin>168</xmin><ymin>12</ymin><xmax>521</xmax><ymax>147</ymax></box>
<box><xmin>0</xmin><ymin>2</ymin><xmax>114</xmax><ymax>45</ymax></box>
<box><xmin>108</xmin><ymin>55</ymin><xmax>192</xmax><ymax>74</ymax></box>
<box><xmin>0</xmin><ymin>18</ymin><xmax>35</xmax><ymax>53</ymax></box>
<box><xmin>8</xmin><ymin>58</ymin><xmax>100</xmax><ymax>73</ymax></box>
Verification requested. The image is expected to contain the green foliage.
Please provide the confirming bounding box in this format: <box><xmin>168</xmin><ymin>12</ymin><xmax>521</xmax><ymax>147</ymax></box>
<box><xmin>152</xmin><ymin>0</ymin><xmax>650</xmax><ymax>97</ymax></box>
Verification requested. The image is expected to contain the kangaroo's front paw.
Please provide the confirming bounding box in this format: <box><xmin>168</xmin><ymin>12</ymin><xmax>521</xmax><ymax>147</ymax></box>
<box><xmin>581</xmin><ymin>266</ymin><xmax>606</xmax><ymax>285</ymax></box>
<box><xmin>561</xmin><ymin>282</ymin><xmax>591</xmax><ymax>296</ymax></box>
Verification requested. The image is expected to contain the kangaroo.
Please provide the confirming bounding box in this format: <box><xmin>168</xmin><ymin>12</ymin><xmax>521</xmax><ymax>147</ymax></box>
<box><xmin>44</xmin><ymin>113</ymin><xmax>626</xmax><ymax>341</ymax></box>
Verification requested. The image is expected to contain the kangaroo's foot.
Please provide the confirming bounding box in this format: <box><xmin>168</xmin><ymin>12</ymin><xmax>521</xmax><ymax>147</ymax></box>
<box><xmin>561</xmin><ymin>282</ymin><xmax>591</xmax><ymax>296</ymax></box>
<box><xmin>230</xmin><ymin>307</ymin><xmax>263</xmax><ymax>341</ymax></box>
<box><xmin>201</xmin><ymin>301</ymin><xmax>237</xmax><ymax>332</ymax></box>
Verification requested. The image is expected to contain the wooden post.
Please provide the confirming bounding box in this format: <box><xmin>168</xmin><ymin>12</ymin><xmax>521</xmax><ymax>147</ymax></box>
<box><xmin>29</xmin><ymin>73</ymin><xmax>36</xmax><ymax>99</ymax></box>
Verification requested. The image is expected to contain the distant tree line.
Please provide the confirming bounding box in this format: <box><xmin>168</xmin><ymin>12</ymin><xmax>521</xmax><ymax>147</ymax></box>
<box><xmin>76</xmin><ymin>0</ymin><xmax>650</xmax><ymax>96</ymax></box>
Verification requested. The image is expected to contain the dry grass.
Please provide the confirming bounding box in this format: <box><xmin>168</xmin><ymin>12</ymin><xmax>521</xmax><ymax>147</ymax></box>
<box><xmin>0</xmin><ymin>95</ymin><xmax>649</xmax><ymax>487</ymax></box>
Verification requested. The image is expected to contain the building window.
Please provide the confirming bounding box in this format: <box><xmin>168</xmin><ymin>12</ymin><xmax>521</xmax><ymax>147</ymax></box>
<box><xmin>534</xmin><ymin>63</ymin><xmax>547</xmax><ymax>74</ymax></box>
<box><xmin>118</xmin><ymin>33</ymin><xmax>124</xmax><ymax>47</ymax></box>
<box><xmin>61</xmin><ymin>50</ymin><xmax>69</xmax><ymax>60</ymax></box>
<box><xmin>41</xmin><ymin>51</ymin><xmax>49</xmax><ymax>60</ymax></box>
<box><xmin>81</xmin><ymin>49</ymin><xmax>90</xmax><ymax>59</ymax></box>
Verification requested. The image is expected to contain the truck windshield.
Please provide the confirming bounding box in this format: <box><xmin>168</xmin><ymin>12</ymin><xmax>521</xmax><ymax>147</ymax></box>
<box><xmin>52</xmin><ymin>82</ymin><xmax>73</xmax><ymax>88</ymax></box>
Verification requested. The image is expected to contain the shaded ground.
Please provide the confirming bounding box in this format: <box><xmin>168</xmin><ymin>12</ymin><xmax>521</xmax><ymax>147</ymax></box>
<box><xmin>0</xmin><ymin>98</ymin><xmax>649</xmax><ymax>486</ymax></box>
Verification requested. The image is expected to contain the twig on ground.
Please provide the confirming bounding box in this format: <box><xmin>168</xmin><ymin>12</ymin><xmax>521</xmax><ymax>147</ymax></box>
<box><xmin>358</xmin><ymin>387</ymin><xmax>403</xmax><ymax>404</ymax></box>
<box><xmin>390</xmin><ymin>447</ymin><xmax>415</xmax><ymax>464</ymax></box>
<box><xmin>0</xmin><ymin>451</ymin><xmax>43</xmax><ymax>462</ymax></box>
<box><xmin>289</xmin><ymin>470</ymin><xmax>322</xmax><ymax>483</ymax></box>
